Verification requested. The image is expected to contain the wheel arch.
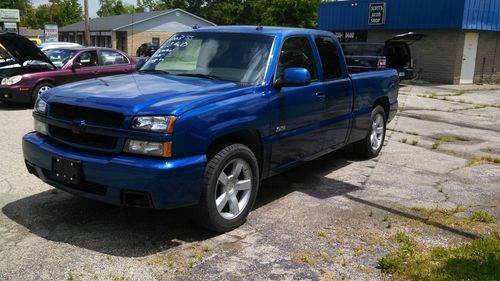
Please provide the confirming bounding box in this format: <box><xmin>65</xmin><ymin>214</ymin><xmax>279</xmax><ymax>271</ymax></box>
<box><xmin>373</xmin><ymin>96</ymin><xmax>389</xmax><ymax>120</ymax></box>
<box><xmin>206</xmin><ymin>129</ymin><xmax>264</xmax><ymax>177</ymax></box>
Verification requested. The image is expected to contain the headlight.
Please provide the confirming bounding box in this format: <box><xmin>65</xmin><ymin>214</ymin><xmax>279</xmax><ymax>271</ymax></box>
<box><xmin>124</xmin><ymin>140</ymin><xmax>172</xmax><ymax>157</ymax></box>
<box><xmin>34</xmin><ymin>98</ymin><xmax>47</xmax><ymax>114</ymax></box>
<box><xmin>131</xmin><ymin>116</ymin><xmax>176</xmax><ymax>133</ymax></box>
<box><xmin>1</xmin><ymin>75</ymin><xmax>22</xmax><ymax>85</ymax></box>
<box><xmin>34</xmin><ymin>120</ymin><xmax>48</xmax><ymax>135</ymax></box>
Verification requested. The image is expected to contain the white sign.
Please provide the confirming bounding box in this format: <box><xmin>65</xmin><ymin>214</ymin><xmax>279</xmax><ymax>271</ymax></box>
<box><xmin>3</xmin><ymin>22</ymin><xmax>17</xmax><ymax>33</ymax></box>
<box><xmin>0</xmin><ymin>9</ymin><xmax>20</xmax><ymax>22</ymax></box>
<box><xmin>44</xmin><ymin>24</ymin><xmax>59</xmax><ymax>42</ymax></box>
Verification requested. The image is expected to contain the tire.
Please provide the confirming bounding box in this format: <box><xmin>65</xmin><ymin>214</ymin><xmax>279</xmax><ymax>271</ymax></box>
<box><xmin>193</xmin><ymin>143</ymin><xmax>259</xmax><ymax>232</ymax></box>
<box><xmin>32</xmin><ymin>82</ymin><xmax>54</xmax><ymax>105</ymax></box>
<box><xmin>353</xmin><ymin>105</ymin><xmax>387</xmax><ymax>158</ymax></box>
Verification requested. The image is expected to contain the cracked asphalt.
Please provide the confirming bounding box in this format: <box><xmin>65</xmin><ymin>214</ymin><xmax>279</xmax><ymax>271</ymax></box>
<box><xmin>0</xmin><ymin>84</ymin><xmax>499</xmax><ymax>281</ymax></box>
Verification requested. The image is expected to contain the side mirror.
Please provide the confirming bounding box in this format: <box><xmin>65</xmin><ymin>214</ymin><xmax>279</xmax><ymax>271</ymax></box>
<box><xmin>135</xmin><ymin>58</ymin><xmax>146</xmax><ymax>71</ymax></box>
<box><xmin>71</xmin><ymin>62</ymin><xmax>82</xmax><ymax>70</ymax></box>
<box><xmin>276</xmin><ymin>68</ymin><xmax>311</xmax><ymax>87</ymax></box>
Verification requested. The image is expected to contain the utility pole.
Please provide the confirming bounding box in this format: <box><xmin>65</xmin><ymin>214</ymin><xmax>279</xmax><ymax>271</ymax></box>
<box><xmin>84</xmin><ymin>0</ymin><xmax>91</xmax><ymax>46</ymax></box>
<box><xmin>48</xmin><ymin>0</ymin><xmax>60</xmax><ymax>24</ymax></box>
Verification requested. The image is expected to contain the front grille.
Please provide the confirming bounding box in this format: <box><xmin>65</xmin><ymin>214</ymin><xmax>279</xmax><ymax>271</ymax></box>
<box><xmin>49</xmin><ymin>125</ymin><xmax>117</xmax><ymax>149</ymax></box>
<box><xmin>50</xmin><ymin>103</ymin><xmax>125</xmax><ymax>127</ymax></box>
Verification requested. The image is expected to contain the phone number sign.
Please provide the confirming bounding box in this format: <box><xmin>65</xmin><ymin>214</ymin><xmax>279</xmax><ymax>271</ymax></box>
<box><xmin>368</xmin><ymin>3</ymin><xmax>386</xmax><ymax>25</ymax></box>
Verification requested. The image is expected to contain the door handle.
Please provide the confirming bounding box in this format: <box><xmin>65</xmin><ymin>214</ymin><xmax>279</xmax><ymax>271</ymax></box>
<box><xmin>315</xmin><ymin>92</ymin><xmax>326</xmax><ymax>99</ymax></box>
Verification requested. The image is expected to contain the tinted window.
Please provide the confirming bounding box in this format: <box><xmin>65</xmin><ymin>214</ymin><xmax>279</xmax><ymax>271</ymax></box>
<box><xmin>315</xmin><ymin>37</ymin><xmax>342</xmax><ymax>79</ymax></box>
<box><xmin>342</xmin><ymin>43</ymin><xmax>385</xmax><ymax>56</ymax></box>
<box><xmin>277</xmin><ymin>37</ymin><xmax>317</xmax><ymax>80</ymax></box>
<box><xmin>76</xmin><ymin>51</ymin><xmax>98</xmax><ymax>67</ymax></box>
<box><xmin>100</xmin><ymin>50</ymin><xmax>128</xmax><ymax>65</ymax></box>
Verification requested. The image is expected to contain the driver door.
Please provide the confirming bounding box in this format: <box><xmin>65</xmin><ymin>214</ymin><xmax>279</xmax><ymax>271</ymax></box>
<box><xmin>270</xmin><ymin>36</ymin><xmax>326</xmax><ymax>170</ymax></box>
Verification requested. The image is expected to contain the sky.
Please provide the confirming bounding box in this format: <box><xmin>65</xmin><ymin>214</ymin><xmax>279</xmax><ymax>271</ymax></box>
<box><xmin>32</xmin><ymin>0</ymin><xmax>137</xmax><ymax>18</ymax></box>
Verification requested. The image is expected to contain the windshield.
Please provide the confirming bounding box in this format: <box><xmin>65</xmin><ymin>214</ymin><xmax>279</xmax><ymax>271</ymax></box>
<box><xmin>43</xmin><ymin>49</ymin><xmax>77</xmax><ymax>68</ymax></box>
<box><xmin>342</xmin><ymin>44</ymin><xmax>385</xmax><ymax>57</ymax></box>
<box><xmin>141</xmin><ymin>32</ymin><xmax>274</xmax><ymax>84</ymax></box>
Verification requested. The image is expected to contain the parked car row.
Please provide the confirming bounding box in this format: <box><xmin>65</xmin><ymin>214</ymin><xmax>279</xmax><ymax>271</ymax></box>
<box><xmin>0</xmin><ymin>33</ymin><xmax>136</xmax><ymax>104</ymax></box>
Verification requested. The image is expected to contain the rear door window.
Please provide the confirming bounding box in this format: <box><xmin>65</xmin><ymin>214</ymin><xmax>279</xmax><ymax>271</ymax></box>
<box><xmin>277</xmin><ymin>37</ymin><xmax>318</xmax><ymax>80</ymax></box>
<box><xmin>100</xmin><ymin>50</ymin><xmax>128</xmax><ymax>66</ymax></box>
<box><xmin>315</xmin><ymin>36</ymin><xmax>342</xmax><ymax>79</ymax></box>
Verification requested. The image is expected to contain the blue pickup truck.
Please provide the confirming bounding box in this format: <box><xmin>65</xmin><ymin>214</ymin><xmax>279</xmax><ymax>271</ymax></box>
<box><xmin>23</xmin><ymin>26</ymin><xmax>398</xmax><ymax>232</ymax></box>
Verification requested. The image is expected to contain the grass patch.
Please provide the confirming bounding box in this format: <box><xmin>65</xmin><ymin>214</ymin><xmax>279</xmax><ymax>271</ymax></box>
<box><xmin>470</xmin><ymin>210</ymin><xmax>495</xmax><ymax>223</ymax></box>
<box><xmin>378</xmin><ymin>233</ymin><xmax>500</xmax><ymax>281</ymax></box>
<box><xmin>400</xmin><ymin>138</ymin><xmax>408</xmax><ymax>143</ymax></box>
<box><xmin>411</xmin><ymin>140</ymin><xmax>418</xmax><ymax>145</ymax></box>
<box><xmin>290</xmin><ymin>252</ymin><xmax>315</xmax><ymax>265</ymax></box>
<box><xmin>432</xmin><ymin>135</ymin><xmax>457</xmax><ymax>150</ymax></box>
<box><xmin>466</xmin><ymin>156</ymin><xmax>500</xmax><ymax>167</ymax></box>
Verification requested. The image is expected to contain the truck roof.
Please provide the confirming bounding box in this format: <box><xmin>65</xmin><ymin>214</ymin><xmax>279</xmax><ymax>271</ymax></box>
<box><xmin>191</xmin><ymin>25</ymin><xmax>335</xmax><ymax>38</ymax></box>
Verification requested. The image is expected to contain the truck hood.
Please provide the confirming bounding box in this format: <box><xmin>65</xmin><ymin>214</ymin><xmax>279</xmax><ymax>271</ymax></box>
<box><xmin>0</xmin><ymin>33</ymin><xmax>56</xmax><ymax>68</ymax></box>
<box><xmin>43</xmin><ymin>73</ymin><xmax>253</xmax><ymax>116</ymax></box>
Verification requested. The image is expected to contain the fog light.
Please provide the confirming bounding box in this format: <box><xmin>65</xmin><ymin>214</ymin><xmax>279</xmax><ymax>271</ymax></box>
<box><xmin>34</xmin><ymin>120</ymin><xmax>48</xmax><ymax>135</ymax></box>
<box><xmin>124</xmin><ymin>140</ymin><xmax>172</xmax><ymax>157</ymax></box>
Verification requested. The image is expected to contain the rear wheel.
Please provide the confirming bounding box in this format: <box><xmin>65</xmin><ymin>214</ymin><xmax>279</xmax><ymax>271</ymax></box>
<box><xmin>353</xmin><ymin>105</ymin><xmax>386</xmax><ymax>158</ymax></box>
<box><xmin>32</xmin><ymin>82</ymin><xmax>53</xmax><ymax>104</ymax></box>
<box><xmin>193</xmin><ymin>143</ymin><xmax>259</xmax><ymax>232</ymax></box>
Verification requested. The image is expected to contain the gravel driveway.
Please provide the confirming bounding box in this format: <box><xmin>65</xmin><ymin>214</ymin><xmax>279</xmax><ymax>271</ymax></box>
<box><xmin>0</xmin><ymin>84</ymin><xmax>499</xmax><ymax>281</ymax></box>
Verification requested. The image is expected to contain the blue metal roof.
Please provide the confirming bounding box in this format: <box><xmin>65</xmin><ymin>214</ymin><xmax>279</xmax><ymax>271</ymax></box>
<box><xmin>318</xmin><ymin>0</ymin><xmax>500</xmax><ymax>31</ymax></box>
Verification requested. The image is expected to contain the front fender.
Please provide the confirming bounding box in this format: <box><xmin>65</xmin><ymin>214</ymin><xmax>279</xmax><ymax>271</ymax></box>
<box><xmin>171</xmin><ymin>90</ymin><xmax>271</xmax><ymax>158</ymax></box>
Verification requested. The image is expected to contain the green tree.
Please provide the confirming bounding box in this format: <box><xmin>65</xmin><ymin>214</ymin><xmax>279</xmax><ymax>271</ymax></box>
<box><xmin>203</xmin><ymin>0</ymin><xmax>257</xmax><ymax>25</ymax></box>
<box><xmin>54</xmin><ymin>0</ymin><xmax>83</xmax><ymax>27</ymax></box>
<box><xmin>256</xmin><ymin>0</ymin><xmax>318</xmax><ymax>28</ymax></box>
<box><xmin>97</xmin><ymin>0</ymin><xmax>129</xmax><ymax>17</ymax></box>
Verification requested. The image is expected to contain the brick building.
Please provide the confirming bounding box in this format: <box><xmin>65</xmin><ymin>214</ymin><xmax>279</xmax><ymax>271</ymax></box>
<box><xmin>59</xmin><ymin>9</ymin><xmax>215</xmax><ymax>56</ymax></box>
<box><xmin>318</xmin><ymin>0</ymin><xmax>500</xmax><ymax>84</ymax></box>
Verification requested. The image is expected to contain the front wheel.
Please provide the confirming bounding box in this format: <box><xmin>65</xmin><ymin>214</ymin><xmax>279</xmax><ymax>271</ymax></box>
<box><xmin>353</xmin><ymin>105</ymin><xmax>386</xmax><ymax>158</ymax></box>
<box><xmin>32</xmin><ymin>82</ymin><xmax>53</xmax><ymax>104</ymax></box>
<box><xmin>193</xmin><ymin>143</ymin><xmax>259</xmax><ymax>232</ymax></box>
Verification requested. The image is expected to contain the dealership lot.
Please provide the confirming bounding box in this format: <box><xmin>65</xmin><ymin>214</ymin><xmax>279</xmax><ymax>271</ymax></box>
<box><xmin>0</xmin><ymin>84</ymin><xmax>499</xmax><ymax>280</ymax></box>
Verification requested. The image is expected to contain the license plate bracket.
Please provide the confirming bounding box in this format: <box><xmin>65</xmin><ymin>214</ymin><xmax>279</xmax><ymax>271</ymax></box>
<box><xmin>52</xmin><ymin>157</ymin><xmax>82</xmax><ymax>185</ymax></box>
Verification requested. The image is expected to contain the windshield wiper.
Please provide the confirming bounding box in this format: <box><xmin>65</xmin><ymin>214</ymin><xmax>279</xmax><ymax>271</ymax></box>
<box><xmin>175</xmin><ymin>73</ymin><xmax>222</xmax><ymax>80</ymax></box>
<box><xmin>139</xmin><ymin>69</ymin><xmax>170</xmax><ymax>74</ymax></box>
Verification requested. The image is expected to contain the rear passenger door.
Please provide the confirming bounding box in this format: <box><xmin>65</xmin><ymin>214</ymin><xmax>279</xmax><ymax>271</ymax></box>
<box><xmin>270</xmin><ymin>36</ymin><xmax>326</xmax><ymax>170</ymax></box>
<box><xmin>98</xmin><ymin>50</ymin><xmax>133</xmax><ymax>76</ymax></box>
<box><xmin>315</xmin><ymin>36</ymin><xmax>353</xmax><ymax>148</ymax></box>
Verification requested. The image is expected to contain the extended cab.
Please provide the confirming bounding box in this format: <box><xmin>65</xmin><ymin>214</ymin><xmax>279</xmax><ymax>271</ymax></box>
<box><xmin>23</xmin><ymin>26</ymin><xmax>398</xmax><ymax>232</ymax></box>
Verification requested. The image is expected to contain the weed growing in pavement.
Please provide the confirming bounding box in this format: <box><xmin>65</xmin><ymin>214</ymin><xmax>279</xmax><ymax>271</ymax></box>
<box><xmin>378</xmin><ymin>233</ymin><xmax>500</xmax><ymax>280</ymax></box>
<box><xmin>432</xmin><ymin>135</ymin><xmax>456</xmax><ymax>150</ymax></box>
<box><xmin>466</xmin><ymin>156</ymin><xmax>500</xmax><ymax>167</ymax></box>
<box><xmin>400</xmin><ymin>138</ymin><xmax>407</xmax><ymax>143</ymax></box>
<box><xmin>470</xmin><ymin>210</ymin><xmax>495</xmax><ymax>223</ymax></box>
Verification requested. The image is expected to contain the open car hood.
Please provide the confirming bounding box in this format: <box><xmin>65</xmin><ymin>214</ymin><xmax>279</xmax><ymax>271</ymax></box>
<box><xmin>0</xmin><ymin>33</ymin><xmax>55</xmax><ymax>68</ymax></box>
<box><xmin>386</xmin><ymin>32</ymin><xmax>426</xmax><ymax>44</ymax></box>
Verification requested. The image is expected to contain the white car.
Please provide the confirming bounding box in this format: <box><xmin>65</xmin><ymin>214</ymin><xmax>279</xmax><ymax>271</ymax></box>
<box><xmin>37</xmin><ymin>42</ymin><xmax>83</xmax><ymax>51</ymax></box>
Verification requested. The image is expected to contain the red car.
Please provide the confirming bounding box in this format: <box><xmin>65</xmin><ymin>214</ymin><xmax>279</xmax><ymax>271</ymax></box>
<box><xmin>0</xmin><ymin>33</ymin><xmax>136</xmax><ymax>104</ymax></box>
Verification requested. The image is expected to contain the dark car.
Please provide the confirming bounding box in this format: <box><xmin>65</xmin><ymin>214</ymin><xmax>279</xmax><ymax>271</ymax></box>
<box><xmin>342</xmin><ymin>32</ymin><xmax>425</xmax><ymax>80</ymax></box>
<box><xmin>0</xmin><ymin>33</ymin><xmax>136</xmax><ymax>104</ymax></box>
<box><xmin>136</xmin><ymin>43</ymin><xmax>158</xmax><ymax>57</ymax></box>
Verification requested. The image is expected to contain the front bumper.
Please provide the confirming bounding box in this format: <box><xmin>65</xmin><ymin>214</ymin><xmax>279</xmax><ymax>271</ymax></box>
<box><xmin>0</xmin><ymin>85</ymin><xmax>33</xmax><ymax>103</ymax></box>
<box><xmin>23</xmin><ymin>132</ymin><xmax>207</xmax><ymax>209</ymax></box>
